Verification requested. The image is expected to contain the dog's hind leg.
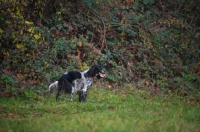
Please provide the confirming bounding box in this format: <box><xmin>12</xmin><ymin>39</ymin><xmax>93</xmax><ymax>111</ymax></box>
<box><xmin>56</xmin><ymin>88</ymin><xmax>62</xmax><ymax>101</ymax></box>
<box><xmin>78</xmin><ymin>91</ymin><xmax>83</xmax><ymax>102</ymax></box>
<box><xmin>56</xmin><ymin>84</ymin><xmax>63</xmax><ymax>101</ymax></box>
<box><xmin>64</xmin><ymin>82</ymin><xmax>74</xmax><ymax>102</ymax></box>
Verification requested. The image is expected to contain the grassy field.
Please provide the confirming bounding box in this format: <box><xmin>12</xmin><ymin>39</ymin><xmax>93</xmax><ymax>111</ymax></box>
<box><xmin>0</xmin><ymin>88</ymin><xmax>199</xmax><ymax>132</ymax></box>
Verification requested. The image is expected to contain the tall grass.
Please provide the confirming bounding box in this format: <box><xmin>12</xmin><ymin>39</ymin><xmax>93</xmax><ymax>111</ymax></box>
<box><xmin>0</xmin><ymin>88</ymin><xmax>199</xmax><ymax>132</ymax></box>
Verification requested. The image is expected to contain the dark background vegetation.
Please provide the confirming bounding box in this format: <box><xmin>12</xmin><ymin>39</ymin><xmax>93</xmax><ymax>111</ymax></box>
<box><xmin>0</xmin><ymin>0</ymin><xmax>199</xmax><ymax>97</ymax></box>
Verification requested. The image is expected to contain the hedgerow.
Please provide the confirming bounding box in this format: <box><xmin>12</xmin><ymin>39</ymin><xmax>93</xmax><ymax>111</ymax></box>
<box><xmin>0</xmin><ymin>0</ymin><xmax>199</xmax><ymax>96</ymax></box>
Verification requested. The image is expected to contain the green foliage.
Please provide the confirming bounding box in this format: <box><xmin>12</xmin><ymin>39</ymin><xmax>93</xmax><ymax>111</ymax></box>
<box><xmin>0</xmin><ymin>0</ymin><xmax>199</xmax><ymax>96</ymax></box>
<box><xmin>0</xmin><ymin>74</ymin><xmax>15</xmax><ymax>87</ymax></box>
<box><xmin>23</xmin><ymin>89</ymin><xmax>38</xmax><ymax>99</ymax></box>
<box><xmin>0</xmin><ymin>74</ymin><xmax>19</xmax><ymax>96</ymax></box>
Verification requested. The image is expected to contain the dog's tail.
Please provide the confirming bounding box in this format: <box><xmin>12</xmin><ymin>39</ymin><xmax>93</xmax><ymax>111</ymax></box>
<box><xmin>49</xmin><ymin>81</ymin><xmax>58</xmax><ymax>94</ymax></box>
<box><xmin>43</xmin><ymin>81</ymin><xmax>59</xmax><ymax>96</ymax></box>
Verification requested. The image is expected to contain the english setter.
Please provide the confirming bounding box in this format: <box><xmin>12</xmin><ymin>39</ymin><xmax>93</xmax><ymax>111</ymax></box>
<box><xmin>49</xmin><ymin>65</ymin><xmax>106</xmax><ymax>102</ymax></box>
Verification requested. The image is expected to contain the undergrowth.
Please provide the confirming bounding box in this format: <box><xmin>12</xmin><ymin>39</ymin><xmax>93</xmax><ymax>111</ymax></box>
<box><xmin>0</xmin><ymin>0</ymin><xmax>200</xmax><ymax>96</ymax></box>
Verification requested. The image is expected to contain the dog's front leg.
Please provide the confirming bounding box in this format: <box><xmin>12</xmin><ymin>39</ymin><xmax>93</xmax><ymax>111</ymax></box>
<box><xmin>70</xmin><ymin>86</ymin><xmax>75</xmax><ymax>102</ymax></box>
<box><xmin>82</xmin><ymin>90</ymin><xmax>87</xmax><ymax>102</ymax></box>
<box><xmin>79</xmin><ymin>89</ymin><xmax>87</xmax><ymax>102</ymax></box>
<box><xmin>70</xmin><ymin>93</ymin><xmax>74</xmax><ymax>102</ymax></box>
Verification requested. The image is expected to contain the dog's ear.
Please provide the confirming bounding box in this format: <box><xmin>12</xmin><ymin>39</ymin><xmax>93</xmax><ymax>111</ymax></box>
<box><xmin>87</xmin><ymin>65</ymin><xmax>97</xmax><ymax>76</ymax></box>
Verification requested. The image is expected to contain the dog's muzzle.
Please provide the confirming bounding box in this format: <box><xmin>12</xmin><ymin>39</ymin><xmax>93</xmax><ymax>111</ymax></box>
<box><xmin>99</xmin><ymin>72</ymin><xmax>106</xmax><ymax>77</ymax></box>
<box><xmin>99</xmin><ymin>69</ymin><xmax>106</xmax><ymax>77</ymax></box>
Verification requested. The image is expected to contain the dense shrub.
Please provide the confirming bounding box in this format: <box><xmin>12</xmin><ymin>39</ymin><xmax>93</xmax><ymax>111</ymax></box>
<box><xmin>0</xmin><ymin>0</ymin><xmax>199</xmax><ymax>96</ymax></box>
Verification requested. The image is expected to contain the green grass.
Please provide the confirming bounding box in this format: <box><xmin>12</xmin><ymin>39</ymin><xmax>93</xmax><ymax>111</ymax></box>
<box><xmin>0</xmin><ymin>88</ymin><xmax>200</xmax><ymax>132</ymax></box>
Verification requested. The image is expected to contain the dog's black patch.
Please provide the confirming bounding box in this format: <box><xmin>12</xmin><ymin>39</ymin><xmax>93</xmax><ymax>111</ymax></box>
<box><xmin>58</xmin><ymin>71</ymin><xmax>81</xmax><ymax>83</ymax></box>
<box><xmin>56</xmin><ymin>71</ymin><xmax>81</xmax><ymax>100</ymax></box>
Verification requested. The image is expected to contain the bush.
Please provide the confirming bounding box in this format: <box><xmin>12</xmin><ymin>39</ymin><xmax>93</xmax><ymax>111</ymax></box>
<box><xmin>0</xmin><ymin>0</ymin><xmax>199</xmax><ymax>96</ymax></box>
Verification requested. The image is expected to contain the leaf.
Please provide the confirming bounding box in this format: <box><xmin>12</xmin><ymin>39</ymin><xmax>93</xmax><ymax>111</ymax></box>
<box><xmin>16</xmin><ymin>43</ymin><xmax>24</xmax><ymax>49</ymax></box>
<box><xmin>2</xmin><ymin>69</ymin><xmax>9</xmax><ymax>74</ymax></box>
<box><xmin>105</xmin><ymin>50</ymin><xmax>112</xmax><ymax>58</ymax></box>
<box><xmin>28</xmin><ymin>27</ymin><xmax>34</xmax><ymax>33</ymax></box>
<box><xmin>25</xmin><ymin>21</ymin><xmax>33</xmax><ymax>25</ymax></box>
<box><xmin>78</xmin><ymin>40</ymin><xmax>82</xmax><ymax>47</ymax></box>
<box><xmin>17</xmin><ymin>74</ymin><xmax>23</xmax><ymax>79</ymax></box>
<box><xmin>34</xmin><ymin>34</ymin><xmax>41</xmax><ymax>40</ymax></box>
<box><xmin>0</xmin><ymin>28</ymin><xmax>3</xmax><ymax>34</ymax></box>
<box><xmin>108</xmin><ymin>85</ymin><xmax>112</xmax><ymax>89</ymax></box>
<box><xmin>28</xmin><ymin>79</ymin><xmax>36</xmax><ymax>85</ymax></box>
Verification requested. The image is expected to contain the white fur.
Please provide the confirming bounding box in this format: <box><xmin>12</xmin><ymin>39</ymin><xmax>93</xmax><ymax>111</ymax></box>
<box><xmin>49</xmin><ymin>81</ymin><xmax>58</xmax><ymax>93</ymax></box>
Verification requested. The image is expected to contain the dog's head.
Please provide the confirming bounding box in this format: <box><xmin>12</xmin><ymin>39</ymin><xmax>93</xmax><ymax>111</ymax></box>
<box><xmin>87</xmin><ymin>65</ymin><xmax>106</xmax><ymax>78</ymax></box>
<box><xmin>95</xmin><ymin>65</ymin><xmax>106</xmax><ymax>78</ymax></box>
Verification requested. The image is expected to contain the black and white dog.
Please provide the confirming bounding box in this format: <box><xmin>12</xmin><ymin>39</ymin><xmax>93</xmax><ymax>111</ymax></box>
<box><xmin>49</xmin><ymin>65</ymin><xmax>106</xmax><ymax>102</ymax></box>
